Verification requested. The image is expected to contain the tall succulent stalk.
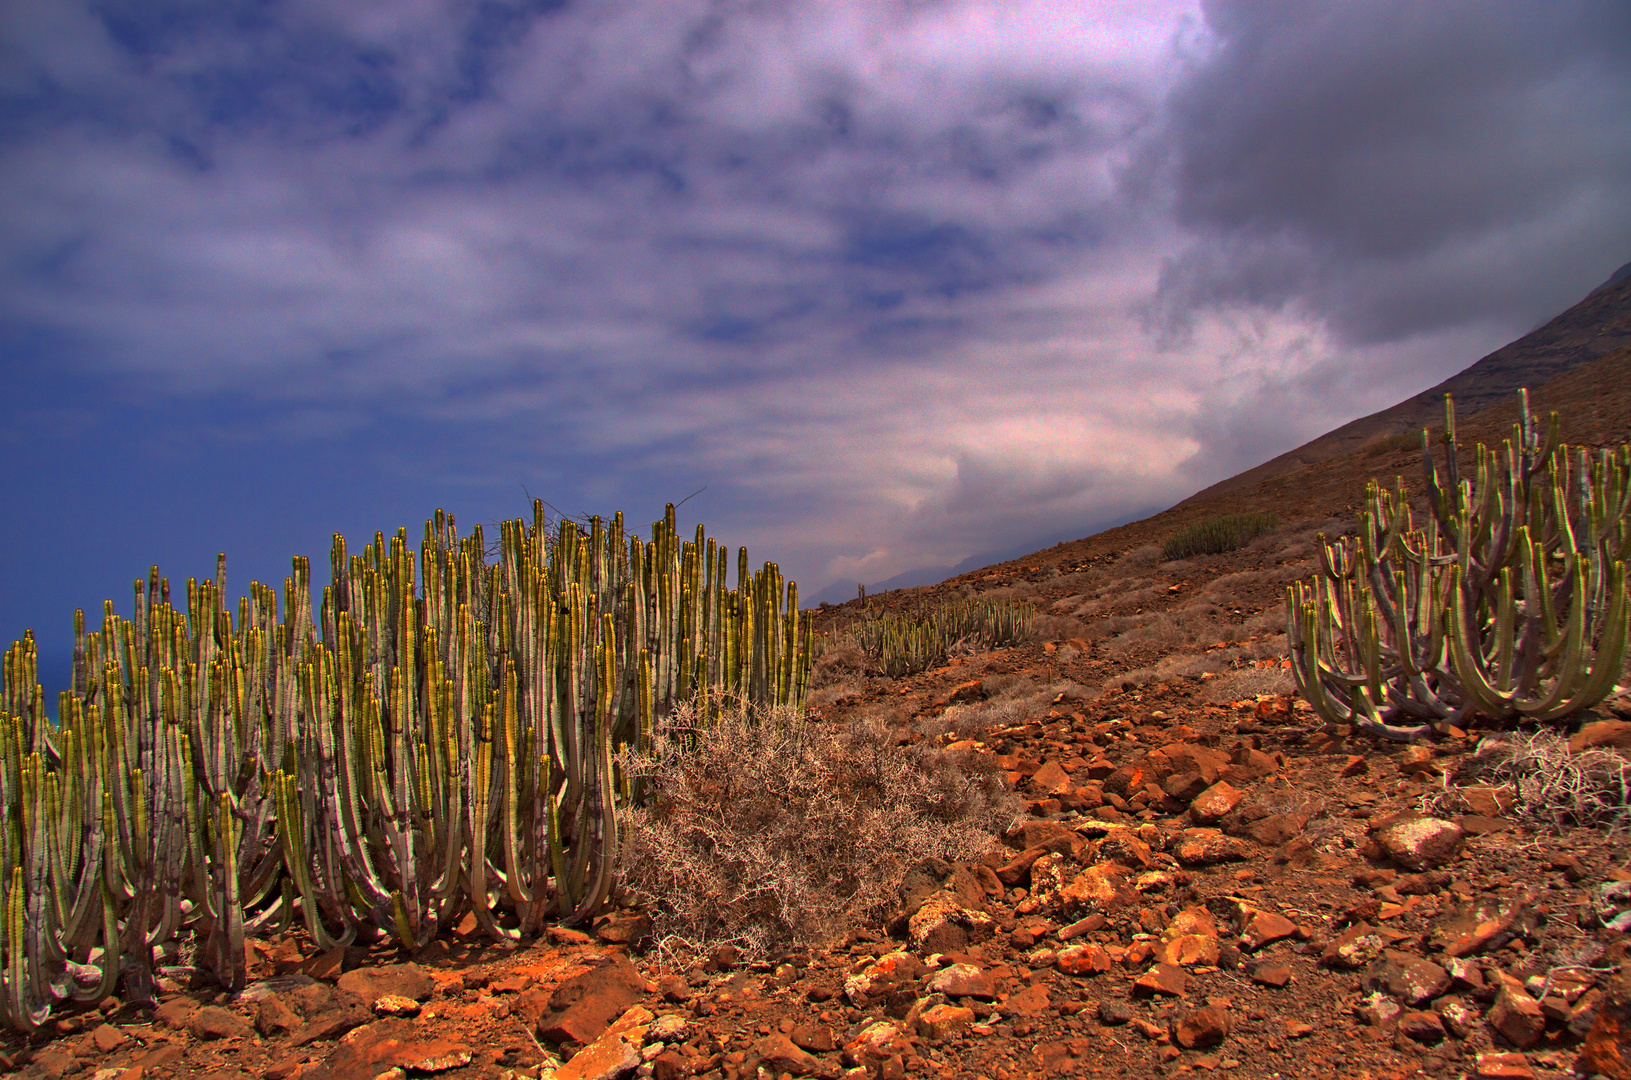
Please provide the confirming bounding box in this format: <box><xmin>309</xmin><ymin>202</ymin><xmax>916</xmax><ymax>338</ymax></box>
<box><xmin>1287</xmin><ymin>391</ymin><xmax>1630</xmax><ymax>739</ymax></box>
<box><xmin>0</xmin><ymin>503</ymin><xmax>809</xmax><ymax>1029</ymax></box>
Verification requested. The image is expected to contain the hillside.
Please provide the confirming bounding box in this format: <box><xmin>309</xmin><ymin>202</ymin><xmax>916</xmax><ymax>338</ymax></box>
<box><xmin>1180</xmin><ymin>266</ymin><xmax>1631</xmax><ymax>509</ymax></box>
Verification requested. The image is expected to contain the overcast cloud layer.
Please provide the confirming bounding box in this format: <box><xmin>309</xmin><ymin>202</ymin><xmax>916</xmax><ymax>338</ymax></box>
<box><xmin>3</xmin><ymin>1</ymin><xmax>1630</xmax><ymax>678</ymax></box>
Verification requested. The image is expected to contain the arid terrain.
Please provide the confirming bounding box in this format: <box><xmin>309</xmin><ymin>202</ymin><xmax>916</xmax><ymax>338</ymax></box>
<box><xmin>5</xmin><ymin>286</ymin><xmax>1631</xmax><ymax>1080</ymax></box>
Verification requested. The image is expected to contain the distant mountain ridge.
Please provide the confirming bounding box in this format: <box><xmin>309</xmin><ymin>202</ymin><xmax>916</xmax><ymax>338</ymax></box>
<box><xmin>1178</xmin><ymin>263</ymin><xmax>1631</xmax><ymax>508</ymax></box>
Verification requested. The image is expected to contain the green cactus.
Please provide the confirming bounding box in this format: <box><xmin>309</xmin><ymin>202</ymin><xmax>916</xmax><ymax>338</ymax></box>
<box><xmin>0</xmin><ymin>501</ymin><xmax>810</xmax><ymax>1028</ymax></box>
<box><xmin>850</xmin><ymin>597</ymin><xmax>1034</xmax><ymax>678</ymax></box>
<box><xmin>1287</xmin><ymin>391</ymin><xmax>1631</xmax><ymax>739</ymax></box>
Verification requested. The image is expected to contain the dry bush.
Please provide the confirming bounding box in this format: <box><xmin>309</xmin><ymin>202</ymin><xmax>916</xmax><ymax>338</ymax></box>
<box><xmin>1196</xmin><ymin>664</ymin><xmax>1296</xmax><ymax>703</ymax></box>
<box><xmin>618</xmin><ymin>704</ymin><xmax>1020</xmax><ymax>957</ymax></box>
<box><xmin>1123</xmin><ymin>544</ymin><xmax>1162</xmax><ymax>566</ymax></box>
<box><xmin>1431</xmin><ymin>731</ymin><xmax>1631</xmax><ymax>830</ymax></box>
<box><xmin>1030</xmin><ymin>613</ymin><xmax>1090</xmax><ymax>642</ymax></box>
<box><xmin>934</xmin><ymin>676</ymin><xmax>1094</xmax><ymax>737</ymax></box>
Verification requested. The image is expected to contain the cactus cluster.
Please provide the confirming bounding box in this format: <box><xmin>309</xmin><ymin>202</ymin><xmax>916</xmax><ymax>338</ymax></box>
<box><xmin>0</xmin><ymin>503</ymin><xmax>809</xmax><ymax>1028</ymax></box>
<box><xmin>851</xmin><ymin>597</ymin><xmax>1033</xmax><ymax>678</ymax></box>
<box><xmin>1162</xmin><ymin>513</ymin><xmax>1280</xmax><ymax>561</ymax></box>
<box><xmin>1287</xmin><ymin>391</ymin><xmax>1630</xmax><ymax>740</ymax></box>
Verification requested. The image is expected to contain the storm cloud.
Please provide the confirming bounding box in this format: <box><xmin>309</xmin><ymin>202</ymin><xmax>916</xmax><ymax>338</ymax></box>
<box><xmin>2</xmin><ymin>0</ymin><xmax>1628</xmax><ymax>674</ymax></box>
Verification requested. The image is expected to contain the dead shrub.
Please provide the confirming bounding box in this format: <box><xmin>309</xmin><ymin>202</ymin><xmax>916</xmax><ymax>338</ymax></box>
<box><xmin>1431</xmin><ymin>731</ymin><xmax>1631</xmax><ymax>830</ymax></box>
<box><xmin>617</xmin><ymin>704</ymin><xmax>1020</xmax><ymax>957</ymax></box>
<box><xmin>1196</xmin><ymin>664</ymin><xmax>1295</xmax><ymax>703</ymax></box>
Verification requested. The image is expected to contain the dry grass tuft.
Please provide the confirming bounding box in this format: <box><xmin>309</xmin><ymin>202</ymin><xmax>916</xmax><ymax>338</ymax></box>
<box><xmin>1431</xmin><ymin>731</ymin><xmax>1631</xmax><ymax>830</ymax></box>
<box><xmin>617</xmin><ymin>703</ymin><xmax>1020</xmax><ymax>957</ymax></box>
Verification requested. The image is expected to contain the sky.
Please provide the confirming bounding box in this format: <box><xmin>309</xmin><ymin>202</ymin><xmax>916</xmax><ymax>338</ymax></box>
<box><xmin>4</xmin><ymin>0</ymin><xmax>1630</xmax><ymax>697</ymax></box>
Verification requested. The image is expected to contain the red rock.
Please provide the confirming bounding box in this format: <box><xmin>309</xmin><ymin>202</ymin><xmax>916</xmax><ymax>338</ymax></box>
<box><xmin>372</xmin><ymin>995</ymin><xmax>420</xmax><ymax>1017</ymax></box>
<box><xmin>1172</xmin><ymin>828</ymin><xmax>1255</xmax><ymax>866</ymax></box>
<box><xmin>1489</xmin><ymin>974</ymin><xmax>1546</xmax><ymax>1049</ymax></box>
<box><xmin>995</xmin><ymin>846</ymin><xmax>1051</xmax><ymax>887</ymax></box>
<box><xmin>153</xmin><ymin>996</ymin><xmax>200</xmax><ymax>1029</ymax></box>
<box><xmin>1133</xmin><ymin>963</ymin><xmax>1190</xmax><ymax>998</ymax></box>
<box><xmin>595</xmin><ymin>911</ymin><xmax>653</xmax><ymax>945</ymax></box>
<box><xmin>1376</xmin><ymin>954</ymin><xmax>1451</xmax><ymax>1006</ymax></box>
<box><xmin>751</xmin><ymin>1032</ymin><xmax>834</xmax><ymax>1077</ymax></box>
<box><xmin>190</xmin><ymin>1004</ymin><xmax>253</xmax><ymax>1040</ymax></box>
<box><xmin>289</xmin><ymin>1005</ymin><xmax>371</xmax><ymax>1047</ymax></box>
<box><xmin>1239</xmin><ymin>910</ymin><xmax>1298</xmax><ymax>950</ymax></box>
<box><xmin>1576</xmin><ymin>964</ymin><xmax>1631</xmax><ymax>1079</ymax></box>
<box><xmin>90</xmin><ymin>1023</ymin><xmax>129</xmax><ymax>1053</ymax></box>
<box><xmin>257</xmin><ymin>995</ymin><xmax>302</xmax><ymax>1036</ymax></box>
<box><xmin>1570</xmin><ymin>719</ymin><xmax>1631</xmax><ymax>754</ymax></box>
<box><xmin>1055</xmin><ymin>944</ymin><xmax>1112</xmax><ymax>976</ymax></box>
<box><xmin>927</xmin><ymin>963</ymin><xmax>996</xmax><ymax>999</ymax></box>
<box><xmin>1374</xmin><ymin>816</ymin><xmax>1463</xmax><ymax>870</ymax></box>
<box><xmin>1398</xmin><ymin>1010</ymin><xmax>1446</xmax><ymax>1043</ymax></box>
<box><xmin>945</xmin><ymin>679</ymin><xmax>987</xmax><ymax>705</ymax></box>
<box><xmin>1247</xmin><ymin>962</ymin><xmax>1292</xmax><ymax>988</ymax></box>
<box><xmin>312</xmin><ymin>1018</ymin><xmax>473</xmax><ymax>1080</ymax></box>
<box><xmin>1030</xmin><ymin>760</ymin><xmax>1073</xmax><ymax>794</ymax></box>
<box><xmin>1340</xmin><ymin>755</ymin><xmax>1368</xmax><ymax>776</ymax></box>
<box><xmin>488</xmin><ymin>973</ymin><xmax>533</xmax><ymax>994</ymax></box>
<box><xmin>1188</xmin><ymin>781</ymin><xmax>1244</xmax><ymax>824</ymax></box>
<box><xmin>303</xmin><ymin>945</ymin><xmax>347</xmax><ymax>981</ymax></box>
<box><xmin>791</xmin><ymin>1023</ymin><xmax>837</xmax><ymax>1053</ymax></box>
<box><xmin>335</xmin><ymin>963</ymin><xmax>433</xmax><ymax>1007</ymax></box>
<box><xmin>548</xmin><ymin>926</ymin><xmax>596</xmax><ymax>946</ymax></box>
<box><xmin>1322</xmin><ymin>923</ymin><xmax>1385</xmax><ymax>970</ymax></box>
<box><xmin>1474</xmin><ymin>1052</ymin><xmax>1535</xmax><ymax>1079</ymax></box>
<box><xmin>1460</xmin><ymin>785</ymin><xmax>1515</xmax><ymax>817</ymax></box>
<box><xmin>1172</xmin><ymin>1005</ymin><xmax>1231</xmax><ymax>1048</ymax></box>
<box><xmin>916</xmin><ymin>1003</ymin><xmax>976</xmax><ymax>1041</ymax></box>
<box><xmin>1156</xmin><ymin>934</ymin><xmax>1219</xmax><ymax>967</ymax></box>
<box><xmin>557</xmin><ymin>1006</ymin><xmax>654</xmax><ymax>1080</ymax></box>
<box><xmin>537</xmin><ymin>954</ymin><xmax>648</xmax><ymax>1046</ymax></box>
<box><xmin>1002</xmin><ymin>984</ymin><xmax>1052</xmax><ymax>1016</ymax></box>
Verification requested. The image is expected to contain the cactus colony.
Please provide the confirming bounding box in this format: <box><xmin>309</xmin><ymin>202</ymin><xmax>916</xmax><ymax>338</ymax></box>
<box><xmin>0</xmin><ymin>504</ymin><xmax>810</xmax><ymax>1028</ymax></box>
<box><xmin>1288</xmin><ymin>391</ymin><xmax>1630</xmax><ymax>740</ymax></box>
<box><xmin>852</xmin><ymin>597</ymin><xmax>1033</xmax><ymax>678</ymax></box>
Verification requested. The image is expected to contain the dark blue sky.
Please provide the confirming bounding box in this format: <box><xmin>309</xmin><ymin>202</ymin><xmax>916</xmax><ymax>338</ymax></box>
<box><xmin>4</xmin><ymin>0</ymin><xmax>1630</xmax><ymax>701</ymax></box>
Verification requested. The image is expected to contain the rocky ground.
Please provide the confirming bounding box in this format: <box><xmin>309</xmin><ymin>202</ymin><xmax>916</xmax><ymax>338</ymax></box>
<box><xmin>5</xmin><ymin>523</ymin><xmax>1631</xmax><ymax>1080</ymax></box>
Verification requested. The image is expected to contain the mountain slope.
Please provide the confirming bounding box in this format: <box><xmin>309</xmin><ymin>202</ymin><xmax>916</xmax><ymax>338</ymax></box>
<box><xmin>1179</xmin><ymin>267</ymin><xmax>1631</xmax><ymax>508</ymax></box>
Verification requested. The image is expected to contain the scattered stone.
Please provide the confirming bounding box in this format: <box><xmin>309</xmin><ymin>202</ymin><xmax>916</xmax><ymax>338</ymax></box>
<box><xmin>257</xmin><ymin>995</ymin><xmax>302</xmax><ymax>1037</ymax></box>
<box><xmin>1133</xmin><ymin>963</ymin><xmax>1190</xmax><ymax>998</ymax></box>
<box><xmin>313</xmin><ymin>1017</ymin><xmax>473</xmax><ymax>1080</ymax></box>
<box><xmin>1189</xmin><ymin>782</ymin><xmax>1245</xmax><ymax>825</ymax></box>
<box><xmin>916</xmin><ymin>1004</ymin><xmax>977</xmax><ymax>1041</ymax></box>
<box><xmin>190</xmin><ymin>1004</ymin><xmax>253</xmax><ymax>1041</ymax></box>
<box><xmin>555</xmin><ymin>1006</ymin><xmax>653</xmax><ymax>1080</ymax></box>
<box><xmin>536</xmin><ymin>954</ymin><xmax>649</xmax><ymax>1046</ymax></box>
<box><xmin>1172</xmin><ymin>1005</ymin><xmax>1231</xmax><ymax>1049</ymax></box>
<box><xmin>1323</xmin><ymin>923</ymin><xmax>1386</xmax><ymax>970</ymax></box>
<box><xmin>1488</xmin><ymin>974</ymin><xmax>1546</xmax><ymax>1049</ymax></box>
<box><xmin>371</xmin><ymin>994</ymin><xmax>420</xmax><ymax>1017</ymax></box>
<box><xmin>1397</xmin><ymin>1010</ymin><xmax>1446</xmax><ymax>1043</ymax></box>
<box><xmin>1369</xmin><ymin>952</ymin><xmax>1451</xmax><ymax>1006</ymax></box>
<box><xmin>1474</xmin><ymin>1051</ymin><xmax>1534</xmax><ymax>1079</ymax></box>
<box><xmin>1373</xmin><ymin>816</ymin><xmax>1463</xmax><ymax>871</ymax></box>
<box><xmin>90</xmin><ymin>1023</ymin><xmax>128</xmax><ymax>1053</ymax></box>
<box><xmin>926</xmin><ymin>963</ymin><xmax>996</xmax><ymax>999</ymax></box>
<box><xmin>1238</xmin><ymin>909</ymin><xmax>1298</xmax><ymax>950</ymax></box>
<box><xmin>1098</xmin><ymin>1001</ymin><xmax>1134</xmax><ymax>1025</ymax></box>
<box><xmin>1171</xmin><ymin>829</ymin><xmax>1255</xmax><ymax>866</ymax></box>
<box><xmin>1055</xmin><ymin>944</ymin><xmax>1112</xmax><ymax>976</ymax></box>
<box><xmin>1247</xmin><ymin>961</ymin><xmax>1293</xmax><ymax>988</ymax></box>
<box><xmin>791</xmin><ymin>1023</ymin><xmax>837</xmax><ymax>1053</ymax></box>
<box><xmin>334</xmin><ymin>963</ymin><xmax>433</xmax><ymax>1007</ymax></box>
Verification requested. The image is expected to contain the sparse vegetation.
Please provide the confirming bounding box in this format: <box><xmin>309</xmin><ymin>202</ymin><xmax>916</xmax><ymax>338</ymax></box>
<box><xmin>849</xmin><ymin>596</ymin><xmax>1034</xmax><ymax>677</ymax></box>
<box><xmin>617</xmin><ymin>702</ymin><xmax>1019</xmax><ymax>956</ymax></box>
<box><xmin>1162</xmin><ymin>512</ymin><xmax>1281</xmax><ymax>560</ymax></box>
<box><xmin>1288</xmin><ymin>391</ymin><xmax>1630</xmax><ymax>739</ymax></box>
<box><xmin>1434</xmin><ymin>731</ymin><xmax>1631</xmax><ymax>830</ymax></box>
